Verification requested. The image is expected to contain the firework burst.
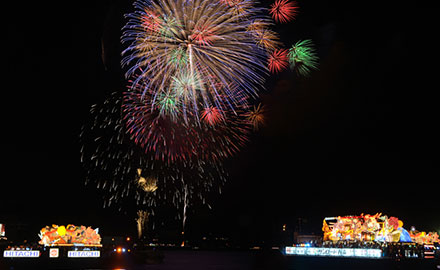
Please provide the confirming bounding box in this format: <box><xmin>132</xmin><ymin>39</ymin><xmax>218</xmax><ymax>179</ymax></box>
<box><xmin>268</xmin><ymin>48</ymin><xmax>289</xmax><ymax>73</ymax></box>
<box><xmin>288</xmin><ymin>39</ymin><xmax>319</xmax><ymax>76</ymax></box>
<box><xmin>269</xmin><ymin>0</ymin><xmax>298</xmax><ymax>23</ymax></box>
<box><xmin>121</xmin><ymin>0</ymin><xmax>274</xmax><ymax>119</ymax></box>
<box><xmin>246</xmin><ymin>103</ymin><xmax>266</xmax><ymax>130</ymax></box>
<box><xmin>201</xmin><ymin>106</ymin><xmax>223</xmax><ymax>126</ymax></box>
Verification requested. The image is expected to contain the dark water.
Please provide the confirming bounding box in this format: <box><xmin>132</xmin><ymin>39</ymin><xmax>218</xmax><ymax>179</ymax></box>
<box><xmin>1</xmin><ymin>250</ymin><xmax>438</xmax><ymax>270</ymax></box>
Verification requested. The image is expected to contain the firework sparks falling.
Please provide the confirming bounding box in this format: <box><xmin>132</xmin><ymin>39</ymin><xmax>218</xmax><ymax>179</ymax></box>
<box><xmin>80</xmin><ymin>92</ymin><xmax>227</xmax><ymax>215</ymax></box>
<box><xmin>121</xmin><ymin>0</ymin><xmax>274</xmax><ymax>119</ymax></box>
<box><xmin>288</xmin><ymin>39</ymin><xmax>319</xmax><ymax>77</ymax></box>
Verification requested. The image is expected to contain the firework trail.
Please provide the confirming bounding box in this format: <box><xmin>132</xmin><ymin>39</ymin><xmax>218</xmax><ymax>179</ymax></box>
<box><xmin>136</xmin><ymin>210</ymin><xmax>149</xmax><ymax>239</ymax></box>
<box><xmin>121</xmin><ymin>0</ymin><xmax>276</xmax><ymax>119</ymax></box>
<box><xmin>182</xmin><ymin>180</ymin><xmax>189</xmax><ymax>234</ymax></box>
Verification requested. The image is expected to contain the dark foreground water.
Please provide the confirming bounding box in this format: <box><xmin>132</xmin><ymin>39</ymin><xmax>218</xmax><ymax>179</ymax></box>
<box><xmin>1</xmin><ymin>250</ymin><xmax>438</xmax><ymax>270</ymax></box>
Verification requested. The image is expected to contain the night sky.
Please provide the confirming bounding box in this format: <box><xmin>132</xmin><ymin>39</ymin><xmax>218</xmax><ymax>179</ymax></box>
<box><xmin>3</xmin><ymin>1</ymin><xmax>439</xmax><ymax>244</ymax></box>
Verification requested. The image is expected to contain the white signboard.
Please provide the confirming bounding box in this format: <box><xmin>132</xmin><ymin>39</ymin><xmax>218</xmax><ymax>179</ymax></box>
<box><xmin>49</xmin><ymin>248</ymin><xmax>59</xmax><ymax>258</ymax></box>
<box><xmin>3</xmin><ymin>250</ymin><xmax>40</xmax><ymax>258</ymax></box>
<box><xmin>285</xmin><ymin>247</ymin><xmax>382</xmax><ymax>259</ymax></box>
<box><xmin>67</xmin><ymin>250</ymin><xmax>100</xmax><ymax>258</ymax></box>
<box><xmin>0</xmin><ymin>223</ymin><xmax>4</xmax><ymax>237</ymax></box>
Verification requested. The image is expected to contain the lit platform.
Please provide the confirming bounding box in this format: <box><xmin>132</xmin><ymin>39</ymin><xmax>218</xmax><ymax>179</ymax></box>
<box><xmin>285</xmin><ymin>246</ymin><xmax>383</xmax><ymax>259</ymax></box>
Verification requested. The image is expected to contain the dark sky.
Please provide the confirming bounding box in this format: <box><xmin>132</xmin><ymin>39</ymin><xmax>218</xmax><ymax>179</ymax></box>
<box><xmin>3</xmin><ymin>1</ymin><xmax>439</xmax><ymax>243</ymax></box>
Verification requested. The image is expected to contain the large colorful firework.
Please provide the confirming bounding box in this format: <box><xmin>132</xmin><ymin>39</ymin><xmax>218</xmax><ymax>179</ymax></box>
<box><xmin>121</xmin><ymin>0</ymin><xmax>275</xmax><ymax>119</ymax></box>
<box><xmin>80</xmin><ymin>0</ymin><xmax>320</xmax><ymax>234</ymax></box>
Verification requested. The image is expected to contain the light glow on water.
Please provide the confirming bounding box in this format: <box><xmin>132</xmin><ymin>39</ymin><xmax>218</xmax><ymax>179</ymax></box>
<box><xmin>285</xmin><ymin>247</ymin><xmax>382</xmax><ymax>259</ymax></box>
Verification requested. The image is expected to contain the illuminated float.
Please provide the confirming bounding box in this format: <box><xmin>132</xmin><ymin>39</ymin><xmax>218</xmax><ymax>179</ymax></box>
<box><xmin>322</xmin><ymin>213</ymin><xmax>439</xmax><ymax>244</ymax></box>
<box><xmin>286</xmin><ymin>213</ymin><xmax>439</xmax><ymax>259</ymax></box>
<box><xmin>3</xmin><ymin>224</ymin><xmax>102</xmax><ymax>259</ymax></box>
<box><xmin>38</xmin><ymin>224</ymin><xmax>102</xmax><ymax>247</ymax></box>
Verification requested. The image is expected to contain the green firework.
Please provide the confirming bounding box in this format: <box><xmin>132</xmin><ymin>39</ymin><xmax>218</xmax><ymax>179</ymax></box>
<box><xmin>288</xmin><ymin>39</ymin><xmax>319</xmax><ymax>77</ymax></box>
<box><xmin>157</xmin><ymin>92</ymin><xmax>178</xmax><ymax>116</ymax></box>
<box><xmin>160</xmin><ymin>16</ymin><xmax>180</xmax><ymax>38</ymax></box>
<box><xmin>169</xmin><ymin>47</ymin><xmax>188</xmax><ymax>67</ymax></box>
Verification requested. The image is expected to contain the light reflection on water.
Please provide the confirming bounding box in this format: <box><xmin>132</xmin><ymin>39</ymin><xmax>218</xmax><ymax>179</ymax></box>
<box><xmin>2</xmin><ymin>250</ymin><xmax>437</xmax><ymax>270</ymax></box>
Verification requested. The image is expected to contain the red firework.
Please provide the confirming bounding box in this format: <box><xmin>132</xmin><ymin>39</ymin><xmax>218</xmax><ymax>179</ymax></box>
<box><xmin>201</xmin><ymin>106</ymin><xmax>223</xmax><ymax>126</ymax></box>
<box><xmin>190</xmin><ymin>25</ymin><xmax>214</xmax><ymax>46</ymax></box>
<box><xmin>140</xmin><ymin>11</ymin><xmax>162</xmax><ymax>33</ymax></box>
<box><xmin>269</xmin><ymin>0</ymin><xmax>298</xmax><ymax>23</ymax></box>
<box><xmin>268</xmin><ymin>49</ymin><xmax>288</xmax><ymax>73</ymax></box>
